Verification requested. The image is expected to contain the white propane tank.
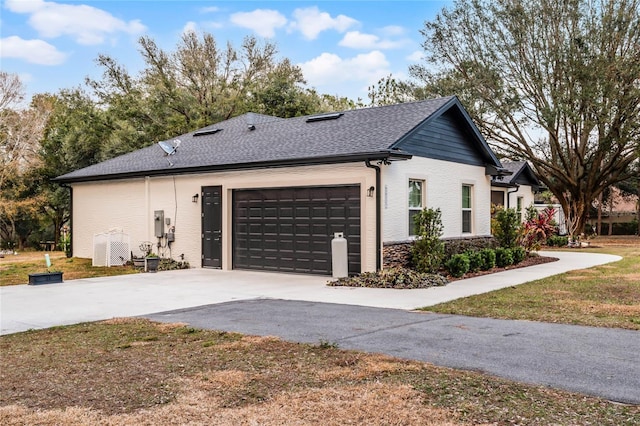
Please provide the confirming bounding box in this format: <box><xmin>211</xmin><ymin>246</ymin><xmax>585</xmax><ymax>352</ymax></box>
<box><xmin>331</xmin><ymin>232</ymin><xmax>348</xmax><ymax>278</ymax></box>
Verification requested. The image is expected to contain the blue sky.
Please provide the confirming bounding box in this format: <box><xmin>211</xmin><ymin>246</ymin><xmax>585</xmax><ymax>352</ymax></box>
<box><xmin>1</xmin><ymin>0</ymin><xmax>451</xmax><ymax>102</ymax></box>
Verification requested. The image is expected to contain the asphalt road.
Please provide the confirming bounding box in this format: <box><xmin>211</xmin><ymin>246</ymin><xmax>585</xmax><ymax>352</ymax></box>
<box><xmin>145</xmin><ymin>299</ymin><xmax>640</xmax><ymax>405</ymax></box>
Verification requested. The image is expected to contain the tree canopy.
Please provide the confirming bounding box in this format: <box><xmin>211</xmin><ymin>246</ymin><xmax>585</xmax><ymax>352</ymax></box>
<box><xmin>374</xmin><ymin>0</ymin><xmax>640</xmax><ymax>235</ymax></box>
<box><xmin>0</xmin><ymin>73</ymin><xmax>56</xmax><ymax>249</ymax></box>
<box><xmin>86</xmin><ymin>32</ymin><xmax>357</xmax><ymax>156</ymax></box>
<box><xmin>0</xmin><ymin>32</ymin><xmax>359</xmax><ymax>250</ymax></box>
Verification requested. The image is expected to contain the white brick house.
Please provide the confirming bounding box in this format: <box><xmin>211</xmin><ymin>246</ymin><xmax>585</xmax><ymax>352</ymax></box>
<box><xmin>56</xmin><ymin>97</ymin><xmax>508</xmax><ymax>275</ymax></box>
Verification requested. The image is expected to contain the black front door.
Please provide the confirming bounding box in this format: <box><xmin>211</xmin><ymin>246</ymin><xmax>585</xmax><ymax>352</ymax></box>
<box><xmin>202</xmin><ymin>186</ymin><xmax>222</xmax><ymax>268</ymax></box>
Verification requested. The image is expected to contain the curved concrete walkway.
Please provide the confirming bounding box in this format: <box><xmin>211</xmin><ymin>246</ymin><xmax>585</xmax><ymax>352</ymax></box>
<box><xmin>0</xmin><ymin>251</ymin><xmax>620</xmax><ymax>335</ymax></box>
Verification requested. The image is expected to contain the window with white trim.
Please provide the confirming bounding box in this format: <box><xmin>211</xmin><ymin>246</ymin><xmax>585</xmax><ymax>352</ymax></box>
<box><xmin>462</xmin><ymin>184</ymin><xmax>472</xmax><ymax>233</ymax></box>
<box><xmin>408</xmin><ymin>179</ymin><xmax>424</xmax><ymax>236</ymax></box>
<box><xmin>517</xmin><ymin>196</ymin><xmax>524</xmax><ymax>221</ymax></box>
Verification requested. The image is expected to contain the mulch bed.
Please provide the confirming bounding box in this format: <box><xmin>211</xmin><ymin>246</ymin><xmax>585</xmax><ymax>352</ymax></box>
<box><xmin>328</xmin><ymin>255</ymin><xmax>560</xmax><ymax>289</ymax></box>
<box><xmin>447</xmin><ymin>255</ymin><xmax>559</xmax><ymax>281</ymax></box>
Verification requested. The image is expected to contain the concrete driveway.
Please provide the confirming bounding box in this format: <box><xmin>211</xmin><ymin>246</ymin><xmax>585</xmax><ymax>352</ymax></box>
<box><xmin>0</xmin><ymin>251</ymin><xmax>621</xmax><ymax>335</ymax></box>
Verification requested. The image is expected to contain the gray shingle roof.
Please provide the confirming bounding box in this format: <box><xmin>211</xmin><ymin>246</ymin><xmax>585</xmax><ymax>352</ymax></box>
<box><xmin>492</xmin><ymin>161</ymin><xmax>541</xmax><ymax>189</ymax></box>
<box><xmin>56</xmin><ymin>96</ymin><xmax>495</xmax><ymax>183</ymax></box>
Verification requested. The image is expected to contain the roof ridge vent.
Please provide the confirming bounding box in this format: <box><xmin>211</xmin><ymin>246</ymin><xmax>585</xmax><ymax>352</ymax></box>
<box><xmin>306</xmin><ymin>112</ymin><xmax>344</xmax><ymax>123</ymax></box>
<box><xmin>193</xmin><ymin>128</ymin><xmax>222</xmax><ymax>137</ymax></box>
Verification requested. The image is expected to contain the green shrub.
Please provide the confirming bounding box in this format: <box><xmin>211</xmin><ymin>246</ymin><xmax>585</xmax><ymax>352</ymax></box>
<box><xmin>547</xmin><ymin>235</ymin><xmax>569</xmax><ymax>247</ymax></box>
<box><xmin>443</xmin><ymin>237</ymin><xmax>497</xmax><ymax>259</ymax></box>
<box><xmin>495</xmin><ymin>247</ymin><xmax>514</xmax><ymax>267</ymax></box>
<box><xmin>158</xmin><ymin>258</ymin><xmax>191</xmax><ymax>271</ymax></box>
<box><xmin>480</xmin><ymin>248</ymin><xmax>496</xmax><ymax>270</ymax></box>
<box><xmin>512</xmin><ymin>246</ymin><xmax>526</xmax><ymax>264</ymax></box>
<box><xmin>446</xmin><ymin>254</ymin><xmax>470</xmax><ymax>278</ymax></box>
<box><xmin>492</xmin><ymin>207</ymin><xmax>521</xmax><ymax>249</ymax></box>
<box><xmin>411</xmin><ymin>208</ymin><xmax>445</xmax><ymax>273</ymax></box>
<box><xmin>466</xmin><ymin>250</ymin><xmax>484</xmax><ymax>272</ymax></box>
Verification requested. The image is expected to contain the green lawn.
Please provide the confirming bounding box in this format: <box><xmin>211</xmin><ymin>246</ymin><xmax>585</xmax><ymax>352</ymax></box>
<box><xmin>421</xmin><ymin>238</ymin><xmax>640</xmax><ymax>330</ymax></box>
<box><xmin>0</xmin><ymin>251</ymin><xmax>139</xmax><ymax>286</ymax></box>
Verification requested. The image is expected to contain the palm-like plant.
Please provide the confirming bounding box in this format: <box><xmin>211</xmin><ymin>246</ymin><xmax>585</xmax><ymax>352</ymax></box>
<box><xmin>519</xmin><ymin>207</ymin><xmax>557</xmax><ymax>251</ymax></box>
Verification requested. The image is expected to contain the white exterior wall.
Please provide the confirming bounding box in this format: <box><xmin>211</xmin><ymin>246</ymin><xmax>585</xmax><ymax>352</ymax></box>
<box><xmin>381</xmin><ymin>157</ymin><xmax>493</xmax><ymax>241</ymax></box>
<box><xmin>506</xmin><ymin>185</ymin><xmax>535</xmax><ymax>217</ymax></box>
<box><xmin>71</xmin><ymin>162</ymin><xmax>377</xmax><ymax>272</ymax></box>
<box><xmin>491</xmin><ymin>185</ymin><xmax>536</xmax><ymax>222</ymax></box>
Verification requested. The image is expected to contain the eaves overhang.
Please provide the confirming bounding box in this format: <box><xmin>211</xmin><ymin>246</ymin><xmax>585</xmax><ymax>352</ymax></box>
<box><xmin>53</xmin><ymin>150</ymin><xmax>413</xmax><ymax>184</ymax></box>
<box><xmin>490</xmin><ymin>181</ymin><xmax>518</xmax><ymax>188</ymax></box>
<box><xmin>486</xmin><ymin>165</ymin><xmax>512</xmax><ymax>177</ymax></box>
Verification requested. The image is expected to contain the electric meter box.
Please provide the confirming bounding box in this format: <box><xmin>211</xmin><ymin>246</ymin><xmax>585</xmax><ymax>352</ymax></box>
<box><xmin>154</xmin><ymin>210</ymin><xmax>164</xmax><ymax>238</ymax></box>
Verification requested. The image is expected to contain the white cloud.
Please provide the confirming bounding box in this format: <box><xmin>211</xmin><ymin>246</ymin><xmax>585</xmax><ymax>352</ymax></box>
<box><xmin>289</xmin><ymin>6</ymin><xmax>358</xmax><ymax>40</ymax></box>
<box><xmin>339</xmin><ymin>32</ymin><xmax>379</xmax><ymax>49</ymax></box>
<box><xmin>3</xmin><ymin>0</ymin><xmax>41</xmax><ymax>13</ymax></box>
<box><xmin>0</xmin><ymin>35</ymin><xmax>67</xmax><ymax>65</ymax></box>
<box><xmin>182</xmin><ymin>21</ymin><xmax>198</xmax><ymax>35</ymax></box>
<box><xmin>200</xmin><ymin>6</ymin><xmax>220</xmax><ymax>14</ymax></box>
<box><xmin>18</xmin><ymin>73</ymin><xmax>34</xmax><ymax>84</ymax></box>
<box><xmin>230</xmin><ymin>9</ymin><xmax>287</xmax><ymax>38</ymax></box>
<box><xmin>202</xmin><ymin>21</ymin><xmax>224</xmax><ymax>30</ymax></box>
<box><xmin>380</xmin><ymin>25</ymin><xmax>406</xmax><ymax>37</ymax></box>
<box><xmin>339</xmin><ymin>31</ymin><xmax>409</xmax><ymax>50</ymax></box>
<box><xmin>298</xmin><ymin>51</ymin><xmax>390</xmax><ymax>88</ymax></box>
<box><xmin>406</xmin><ymin>50</ymin><xmax>425</xmax><ymax>62</ymax></box>
<box><xmin>5</xmin><ymin>0</ymin><xmax>146</xmax><ymax>45</ymax></box>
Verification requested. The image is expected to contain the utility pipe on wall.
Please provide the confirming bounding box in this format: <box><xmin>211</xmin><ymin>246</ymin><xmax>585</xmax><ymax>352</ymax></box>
<box><xmin>365</xmin><ymin>159</ymin><xmax>382</xmax><ymax>271</ymax></box>
<box><xmin>506</xmin><ymin>185</ymin><xmax>520</xmax><ymax>209</ymax></box>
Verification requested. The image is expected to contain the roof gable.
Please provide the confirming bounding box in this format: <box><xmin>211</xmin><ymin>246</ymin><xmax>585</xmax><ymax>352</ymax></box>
<box><xmin>392</xmin><ymin>97</ymin><xmax>501</xmax><ymax>167</ymax></box>
<box><xmin>55</xmin><ymin>97</ymin><xmax>502</xmax><ymax>183</ymax></box>
<box><xmin>492</xmin><ymin>161</ymin><xmax>541</xmax><ymax>190</ymax></box>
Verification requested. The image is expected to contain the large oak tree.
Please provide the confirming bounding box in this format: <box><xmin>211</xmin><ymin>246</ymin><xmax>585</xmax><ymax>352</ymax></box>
<box><xmin>410</xmin><ymin>0</ymin><xmax>640</xmax><ymax>235</ymax></box>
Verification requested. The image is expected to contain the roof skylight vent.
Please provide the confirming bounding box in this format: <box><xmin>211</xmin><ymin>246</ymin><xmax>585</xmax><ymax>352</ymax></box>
<box><xmin>305</xmin><ymin>112</ymin><xmax>344</xmax><ymax>123</ymax></box>
<box><xmin>193</xmin><ymin>128</ymin><xmax>222</xmax><ymax>137</ymax></box>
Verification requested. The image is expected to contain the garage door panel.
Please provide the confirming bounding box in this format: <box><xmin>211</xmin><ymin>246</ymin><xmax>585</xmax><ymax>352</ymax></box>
<box><xmin>263</xmin><ymin>223</ymin><xmax>278</xmax><ymax>234</ymax></box>
<box><xmin>295</xmin><ymin>206</ymin><xmax>310</xmax><ymax>217</ymax></box>
<box><xmin>248</xmin><ymin>207</ymin><xmax>262</xmax><ymax>218</ymax></box>
<box><xmin>329</xmin><ymin>206</ymin><xmax>346</xmax><ymax>217</ymax></box>
<box><xmin>347</xmin><ymin>223</ymin><xmax>361</xmax><ymax>235</ymax></box>
<box><xmin>233</xmin><ymin>185</ymin><xmax>361</xmax><ymax>275</ymax></box>
<box><xmin>312</xmin><ymin>206</ymin><xmax>328</xmax><ymax>216</ymax></box>
<box><xmin>295</xmin><ymin>223</ymin><xmax>311</xmax><ymax>235</ymax></box>
<box><xmin>280</xmin><ymin>207</ymin><xmax>294</xmax><ymax>218</ymax></box>
<box><xmin>312</xmin><ymin>243</ymin><xmax>329</xmax><ymax>253</ymax></box>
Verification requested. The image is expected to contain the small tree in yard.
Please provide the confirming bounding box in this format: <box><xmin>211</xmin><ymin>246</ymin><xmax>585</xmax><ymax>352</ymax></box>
<box><xmin>411</xmin><ymin>208</ymin><xmax>445</xmax><ymax>274</ymax></box>
<box><xmin>492</xmin><ymin>207</ymin><xmax>521</xmax><ymax>249</ymax></box>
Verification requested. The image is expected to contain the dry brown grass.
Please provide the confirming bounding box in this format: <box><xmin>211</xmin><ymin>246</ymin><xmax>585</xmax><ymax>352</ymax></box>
<box><xmin>1</xmin><ymin>319</ymin><xmax>637</xmax><ymax>425</ymax></box>
<box><xmin>0</xmin><ymin>383</ymin><xmax>464</xmax><ymax>426</ymax></box>
<box><xmin>589</xmin><ymin>235</ymin><xmax>640</xmax><ymax>246</ymax></box>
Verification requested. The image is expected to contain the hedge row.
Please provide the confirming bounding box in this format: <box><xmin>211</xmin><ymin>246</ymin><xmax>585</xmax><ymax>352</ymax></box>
<box><xmin>445</xmin><ymin>246</ymin><xmax>526</xmax><ymax>278</ymax></box>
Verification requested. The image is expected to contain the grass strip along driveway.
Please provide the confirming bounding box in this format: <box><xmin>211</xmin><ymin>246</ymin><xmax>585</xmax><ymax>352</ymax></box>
<box><xmin>1</xmin><ymin>236</ymin><xmax>638</xmax><ymax>424</ymax></box>
<box><xmin>422</xmin><ymin>236</ymin><xmax>640</xmax><ymax>330</ymax></box>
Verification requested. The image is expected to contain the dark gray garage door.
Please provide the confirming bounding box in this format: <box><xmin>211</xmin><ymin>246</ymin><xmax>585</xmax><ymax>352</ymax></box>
<box><xmin>233</xmin><ymin>185</ymin><xmax>361</xmax><ymax>275</ymax></box>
